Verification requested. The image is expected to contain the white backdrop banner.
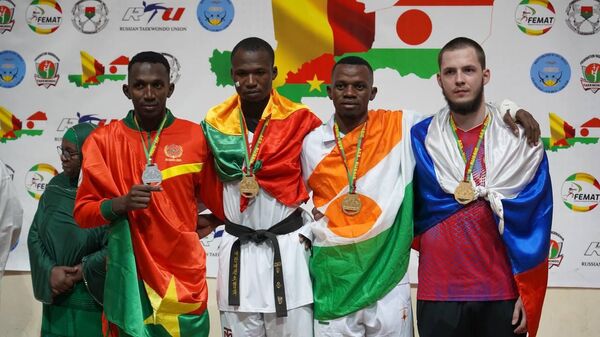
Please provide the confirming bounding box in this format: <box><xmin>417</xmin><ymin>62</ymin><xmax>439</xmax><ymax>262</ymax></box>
<box><xmin>1</xmin><ymin>0</ymin><xmax>599</xmax><ymax>287</ymax></box>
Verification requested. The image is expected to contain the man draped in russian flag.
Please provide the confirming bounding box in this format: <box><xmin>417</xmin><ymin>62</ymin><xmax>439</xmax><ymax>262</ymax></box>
<box><xmin>411</xmin><ymin>37</ymin><xmax>553</xmax><ymax>337</ymax></box>
<box><xmin>201</xmin><ymin>37</ymin><xmax>321</xmax><ymax>336</ymax></box>
<box><xmin>302</xmin><ymin>56</ymin><xmax>417</xmax><ymax>337</ymax></box>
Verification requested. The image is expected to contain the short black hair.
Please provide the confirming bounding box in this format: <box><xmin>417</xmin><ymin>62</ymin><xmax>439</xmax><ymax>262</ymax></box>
<box><xmin>332</xmin><ymin>56</ymin><xmax>373</xmax><ymax>76</ymax></box>
<box><xmin>128</xmin><ymin>51</ymin><xmax>170</xmax><ymax>74</ymax></box>
<box><xmin>438</xmin><ymin>37</ymin><xmax>486</xmax><ymax>69</ymax></box>
<box><xmin>231</xmin><ymin>37</ymin><xmax>275</xmax><ymax>66</ymax></box>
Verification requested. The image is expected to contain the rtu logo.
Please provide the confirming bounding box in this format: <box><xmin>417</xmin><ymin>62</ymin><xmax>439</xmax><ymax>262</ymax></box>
<box><xmin>584</xmin><ymin>242</ymin><xmax>600</xmax><ymax>256</ymax></box>
<box><xmin>561</xmin><ymin>172</ymin><xmax>600</xmax><ymax>212</ymax></box>
<box><xmin>0</xmin><ymin>50</ymin><xmax>25</xmax><ymax>88</ymax></box>
<box><xmin>123</xmin><ymin>2</ymin><xmax>184</xmax><ymax>22</ymax></box>
<box><xmin>548</xmin><ymin>231</ymin><xmax>564</xmax><ymax>269</ymax></box>
<box><xmin>56</xmin><ymin>112</ymin><xmax>118</xmax><ymax>133</ymax></box>
<box><xmin>0</xmin><ymin>0</ymin><xmax>15</xmax><ymax>34</ymax></box>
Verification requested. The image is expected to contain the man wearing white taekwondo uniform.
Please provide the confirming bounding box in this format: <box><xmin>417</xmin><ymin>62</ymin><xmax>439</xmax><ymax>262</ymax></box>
<box><xmin>201</xmin><ymin>37</ymin><xmax>322</xmax><ymax>336</ymax></box>
<box><xmin>301</xmin><ymin>56</ymin><xmax>539</xmax><ymax>337</ymax></box>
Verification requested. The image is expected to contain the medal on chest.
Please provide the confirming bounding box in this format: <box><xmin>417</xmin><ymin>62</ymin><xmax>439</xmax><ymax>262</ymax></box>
<box><xmin>334</xmin><ymin>121</ymin><xmax>367</xmax><ymax>216</ymax></box>
<box><xmin>239</xmin><ymin>109</ymin><xmax>271</xmax><ymax>199</ymax></box>
<box><xmin>449</xmin><ymin>113</ymin><xmax>490</xmax><ymax>205</ymax></box>
<box><xmin>135</xmin><ymin>114</ymin><xmax>168</xmax><ymax>185</ymax></box>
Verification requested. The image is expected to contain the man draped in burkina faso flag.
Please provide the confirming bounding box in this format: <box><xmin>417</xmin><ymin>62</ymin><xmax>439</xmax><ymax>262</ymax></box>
<box><xmin>411</xmin><ymin>37</ymin><xmax>552</xmax><ymax>337</ymax></box>
<box><xmin>74</xmin><ymin>51</ymin><xmax>224</xmax><ymax>337</ymax></box>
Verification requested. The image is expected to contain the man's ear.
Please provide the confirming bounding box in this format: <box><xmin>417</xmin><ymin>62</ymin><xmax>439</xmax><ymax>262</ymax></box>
<box><xmin>370</xmin><ymin>86</ymin><xmax>378</xmax><ymax>101</ymax></box>
<box><xmin>326</xmin><ymin>85</ymin><xmax>333</xmax><ymax>100</ymax></box>
<box><xmin>483</xmin><ymin>68</ymin><xmax>490</xmax><ymax>86</ymax></box>
<box><xmin>123</xmin><ymin>84</ymin><xmax>131</xmax><ymax>99</ymax></box>
<box><xmin>167</xmin><ymin>83</ymin><xmax>175</xmax><ymax>98</ymax></box>
<box><xmin>272</xmin><ymin>66</ymin><xmax>278</xmax><ymax>81</ymax></box>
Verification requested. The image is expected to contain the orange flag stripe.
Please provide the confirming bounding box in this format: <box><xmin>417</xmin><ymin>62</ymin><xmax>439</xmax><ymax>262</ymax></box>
<box><xmin>309</xmin><ymin>110</ymin><xmax>404</xmax><ymax>207</ymax></box>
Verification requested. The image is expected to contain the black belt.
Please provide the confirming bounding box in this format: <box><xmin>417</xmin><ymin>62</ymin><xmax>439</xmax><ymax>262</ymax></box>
<box><xmin>225</xmin><ymin>209</ymin><xmax>304</xmax><ymax>317</ymax></box>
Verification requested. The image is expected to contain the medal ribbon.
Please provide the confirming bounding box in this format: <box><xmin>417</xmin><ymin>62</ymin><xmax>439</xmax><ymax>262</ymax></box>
<box><xmin>239</xmin><ymin>109</ymin><xmax>271</xmax><ymax>177</ymax></box>
<box><xmin>449</xmin><ymin>113</ymin><xmax>490</xmax><ymax>182</ymax></box>
<box><xmin>333</xmin><ymin>121</ymin><xmax>367</xmax><ymax>194</ymax></box>
<box><xmin>134</xmin><ymin>114</ymin><xmax>168</xmax><ymax>165</ymax></box>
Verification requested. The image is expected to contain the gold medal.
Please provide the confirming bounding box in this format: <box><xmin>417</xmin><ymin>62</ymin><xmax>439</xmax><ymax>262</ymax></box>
<box><xmin>341</xmin><ymin>193</ymin><xmax>362</xmax><ymax>216</ymax></box>
<box><xmin>454</xmin><ymin>180</ymin><xmax>476</xmax><ymax>205</ymax></box>
<box><xmin>240</xmin><ymin>175</ymin><xmax>259</xmax><ymax>199</ymax></box>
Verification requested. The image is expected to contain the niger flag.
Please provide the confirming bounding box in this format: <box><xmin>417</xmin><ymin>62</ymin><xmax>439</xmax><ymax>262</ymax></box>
<box><xmin>372</xmin><ymin>0</ymin><xmax>495</xmax><ymax>48</ymax></box>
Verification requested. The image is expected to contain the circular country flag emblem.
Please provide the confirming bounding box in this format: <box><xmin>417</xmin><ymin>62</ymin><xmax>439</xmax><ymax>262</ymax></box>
<box><xmin>25</xmin><ymin>163</ymin><xmax>58</xmax><ymax>199</ymax></box>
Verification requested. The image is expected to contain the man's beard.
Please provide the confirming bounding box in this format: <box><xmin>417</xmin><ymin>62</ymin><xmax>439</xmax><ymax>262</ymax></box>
<box><xmin>443</xmin><ymin>83</ymin><xmax>484</xmax><ymax>116</ymax></box>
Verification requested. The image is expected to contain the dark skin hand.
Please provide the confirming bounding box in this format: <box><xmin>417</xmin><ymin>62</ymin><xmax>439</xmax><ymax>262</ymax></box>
<box><xmin>112</xmin><ymin>184</ymin><xmax>163</xmax><ymax>214</ymax></box>
<box><xmin>196</xmin><ymin>214</ymin><xmax>223</xmax><ymax>239</ymax></box>
<box><xmin>502</xmin><ymin>109</ymin><xmax>540</xmax><ymax>146</ymax></box>
<box><xmin>50</xmin><ymin>265</ymin><xmax>79</xmax><ymax>297</ymax></box>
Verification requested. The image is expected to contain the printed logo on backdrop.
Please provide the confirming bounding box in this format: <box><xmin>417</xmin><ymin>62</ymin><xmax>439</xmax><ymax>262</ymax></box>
<box><xmin>25</xmin><ymin>163</ymin><xmax>58</xmax><ymax>200</ymax></box>
<box><xmin>548</xmin><ymin>231</ymin><xmax>565</xmax><ymax>269</ymax></box>
<box><xmin>0</xmin><ymin>0</ymin><xmax>15</xmax><ymax>34</ymax></box>
<box><xmin>162</xmin><ymin>52</ymin><xmax>181</xmax><ymax>84</ymax></box>
<box><xmin>68</xmin><ymin>51</ymin><xmax>128</xmax><ymax>88</ymax></box>
<box><xmin>197</xmin><ymin>0</ymin><xmax>234</xmax><ymax>32</ymax></box>
<box><xmin>55</xmin><ymin>112</ymin><xmax>118</xmax><ymax>139</ymax></box>
<box><xmin>515</xmin><ymin>0</ymin><xmax>556</xmax><ymax>36</ymax></box>
<box><xmin>0</xmin><ymin>108</ymin><xmax>46</xmax><ymax>143</ymax></box>
<box><xmin>0</xmin><ymin>50</ymin><xmax>25</xmax><ymax>88</ymax></box>
<box><xmin>530</xmin><ymin>53</ymin><xmax>571</xmax><ymax>93</ymax></box>
<box><xmin>26</xmin><ymin>0</ymin><xmax>62</xmax><ymax>34</ymax></box>
<box><xmin>561</xmin><ymin>172</ymin><xmax>600</xmax><ymax>212</ymax></box>
<box><xmin>542</xmin><ymin>114</ymin><xmax>600</xmax><ymax>151</ymax></box>
<box><xmin>121</xmin><ymin>1</ymin><xmax>187</xmax><ymax>32</ymax></box>
<box><xmin>566</xmin><ymin>0</ymin><xmax>600</xmax><ymax>35</ymax></box>
<box><xmin>582</xmin><ymin>242</ymin><xmax>600</xmax><ymax>267</ymax></box>
<box><xmin>71</xmin><ymin>0</ymin><xmax>109</xmax><ymax>34</ymax></box>
<box><xmin>580</xmin><ymin>54</ymin><xmax>600</xmax><ymax>93</ymax></box>
<box><xmin>34</xmin><ymin>52</ymin><xmax>60</xmax><ymax>88</ymax></box>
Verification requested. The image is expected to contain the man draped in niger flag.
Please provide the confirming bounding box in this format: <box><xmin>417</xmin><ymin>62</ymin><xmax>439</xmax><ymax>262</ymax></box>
<box><xmin>301</xmin><ymin>56</ymin><xmax>542</xmax><ymax>337</ymax></box>
<box><xmin>302</xmin><ymin>56</ymin><xmax>416</xmax><ymax>337</ymax></box>
<box><xmin>411</xmin><ymin>37</ymin><xmax>552</xmax><ymax>337</ymax></box>
<box><xmin>200</xmin><ymin>37</ymin><xmax>321</xmax><ymax>336</ymax></box>
<box><xmin>74</xmin><ymin>52</ymin><xmax>223</xmax><ymax>337</ymax></box>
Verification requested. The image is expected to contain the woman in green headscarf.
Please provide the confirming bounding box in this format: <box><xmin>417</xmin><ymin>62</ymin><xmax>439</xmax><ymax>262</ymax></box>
<box><xmin>28</xmin><ymin>123</ymin><xmax>107</xmax><ymax>337</ymax></box>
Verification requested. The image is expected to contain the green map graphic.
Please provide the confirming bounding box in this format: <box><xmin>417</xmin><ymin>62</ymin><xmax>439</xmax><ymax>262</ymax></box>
<box><xmin>542</xmin><ymin>137</ymin><xmax>599</xmax><ymax>152</ymax></box>
<box><xmin>67</xmin><ymin>74</ymin><xmax>127</xmax><ymax>88</ymax></box>
<box><xmin>209</xmin><ymin>48</ymin><xmax>439</xmax><ymax>103</ymax></box>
